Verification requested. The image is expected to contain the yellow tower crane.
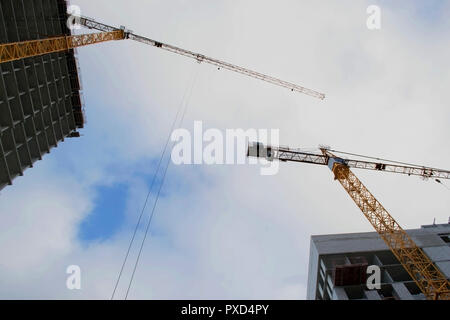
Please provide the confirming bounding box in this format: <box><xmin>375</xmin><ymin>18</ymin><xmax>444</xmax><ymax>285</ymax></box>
<box><xmin>247</xmin><ymin>142</ymin><xmax>450</xmax><ymax>300</ymax></box>
<box><xmin>0</xmin><ymin>16</ymin><xmax>325</xmax><ymax>100</ymax></box>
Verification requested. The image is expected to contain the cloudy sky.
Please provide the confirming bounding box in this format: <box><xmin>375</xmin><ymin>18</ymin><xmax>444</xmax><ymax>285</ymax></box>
<box><xmin>0</xmin><ymin>0</ymin><xmax>449</xmax><ymax>299</ymax></box>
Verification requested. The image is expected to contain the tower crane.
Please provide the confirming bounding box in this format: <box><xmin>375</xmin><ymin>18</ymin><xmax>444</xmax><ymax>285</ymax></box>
<box><xmin>247</xmin><ymin>142</ymin><xmax>450</xmax><ymax>300</ymax></box>
<box><xmin>0</xmin><ymin>16</ymin><xmax>325</xmax><ymax>100</ymax></box>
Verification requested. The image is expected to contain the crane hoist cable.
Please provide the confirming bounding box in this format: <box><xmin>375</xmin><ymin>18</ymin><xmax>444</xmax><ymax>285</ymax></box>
<box><xmin>110</xmin><ymin>66</ymin><xmax>199</xmax><ymax>300</ymax></box>
<box><xmin>122</xmin><ymin>67</ymin><xmax>199</xmax><ymax>300</ymax></box>
<box><xmin>247</xmin><ymin>142</ymin><xmax>450</xmax><ymax>300</ymax></box>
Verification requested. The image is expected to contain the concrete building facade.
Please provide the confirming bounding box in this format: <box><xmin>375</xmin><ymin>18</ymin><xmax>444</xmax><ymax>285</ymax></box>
<box><xmin>0</xmin><ymin>0</ymin><xmax>83</xmax><ymax>190</ymax></box>
<box><xmin>307</xmin><ymin>223</ymin><xmax>450</xmax><ymax>300</ymax></box>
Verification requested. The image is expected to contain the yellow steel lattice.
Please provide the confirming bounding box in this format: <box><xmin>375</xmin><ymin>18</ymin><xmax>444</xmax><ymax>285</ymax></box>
<box><xmin>0</xmin><ymin>30</ymin><xmax>125</xmax><ymax>64</ymax></box>
<box><xmin>332</xmin><ymin>163</ymin><xmax>450</xmax><ymax>300</ymax></box>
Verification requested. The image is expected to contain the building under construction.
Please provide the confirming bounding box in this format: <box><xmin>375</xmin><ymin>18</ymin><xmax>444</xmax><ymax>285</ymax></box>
<box><xmin>0</xmin><ymin>0</ymin><xmax>83</xmax><ymax>190</ymax></box>
<box><xmin>307</xmin><ymin>223</ymin><xmax>450</xmax><ymax>300</ymax></box>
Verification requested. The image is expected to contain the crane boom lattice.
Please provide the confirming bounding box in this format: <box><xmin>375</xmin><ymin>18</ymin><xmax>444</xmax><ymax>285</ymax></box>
<box><xmin>78</xmin><ymin>16</ymin><xmax>325</xmax><ymax>99</ymax></box>
<box><xmin>269</xmin><ymin>146</ymin><xmax>450</xmax><ymax>180</ymax></box>
<box><xmin>0</xmin><ymin>30</ymin><xmax>125</xmax><ymax>64</ymax></box>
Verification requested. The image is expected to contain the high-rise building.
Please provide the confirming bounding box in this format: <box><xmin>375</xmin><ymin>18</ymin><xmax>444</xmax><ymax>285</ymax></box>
<box><xmin>307</xmin><ymin>223</ymin><xmax>450</xmax><ymax>300</ymax></box>
<box><xmin>0</xmin><ymin>0</ymin><xmax>83</xmax><ymax>190</ymax></box>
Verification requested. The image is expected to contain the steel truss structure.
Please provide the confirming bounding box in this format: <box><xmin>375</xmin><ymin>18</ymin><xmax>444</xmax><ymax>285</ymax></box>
<box><xmin>78</xmin><ymin>16</ymin><xmax>325</xmax><ymax>100</ymax></box>
<box><xmin>271</xmin><ymin>146</ymin><xmax>450</xmax><ymax>180</ymax></box>
<box><xmin>0</xmin><ymin>30</ymin><xmax>125</xmax><ymax>64</ymax></box>
<box><xmin>248</xmin><ymin>142</ymin><xmax>450</xmax><ymax>299</ymax></box>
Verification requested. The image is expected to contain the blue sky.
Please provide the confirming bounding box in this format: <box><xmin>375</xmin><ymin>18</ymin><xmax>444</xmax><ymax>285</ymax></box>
<box><xmin>78</xmin><ymin>183</ymin><xmax>128</xmax><ymax>242</ymax></box>
<box><xmin>380</xmin><ymin>0</ymin><xmax>447</xmax><ymax>22</ymax></box>
<box><xmin>0</xmin><ymin>0</ymin><xmax>449</xmax><ymax>299</ymax></box>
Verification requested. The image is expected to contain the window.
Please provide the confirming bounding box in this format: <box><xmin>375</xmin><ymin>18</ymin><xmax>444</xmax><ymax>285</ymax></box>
<box><xmin>439</xmin><ymin>234</ymin><xmax>450</xmax><ymax>243</ymax></box>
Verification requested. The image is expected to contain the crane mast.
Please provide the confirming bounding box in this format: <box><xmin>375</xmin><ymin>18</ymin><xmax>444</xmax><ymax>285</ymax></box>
<box><xmin>328</xmin><ymin>156</ymin><xmax>450</xmax><ymax>300</ymax></box>
<box><xmin>248</xmin><ymin>142</ymin><xmax>450</xmax><ymax>300</ymax></box>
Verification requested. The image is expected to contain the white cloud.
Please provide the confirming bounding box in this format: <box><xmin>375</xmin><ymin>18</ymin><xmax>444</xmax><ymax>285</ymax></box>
<box><xmin>0</xmin><ymin>161</ymin><xmax>91</xmax><ymax>278</ymax></box>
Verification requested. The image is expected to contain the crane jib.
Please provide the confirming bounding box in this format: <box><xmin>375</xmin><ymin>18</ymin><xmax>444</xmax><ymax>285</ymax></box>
<box><xmin>76</xmin><ymin>16</ymin><xmax>325</xmax><ymax>99</ymax></box>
